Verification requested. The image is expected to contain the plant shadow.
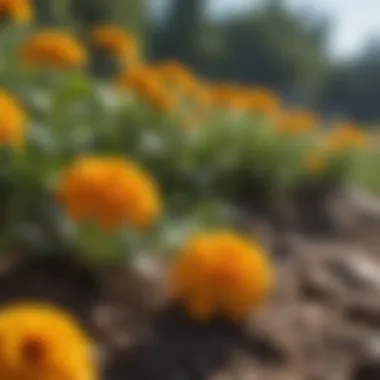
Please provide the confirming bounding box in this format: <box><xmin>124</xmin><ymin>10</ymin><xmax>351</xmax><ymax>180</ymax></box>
<box><xmin>106</xmin><ymin>303</ymin><xmax>286</xmax><ymax>380</ymax></box>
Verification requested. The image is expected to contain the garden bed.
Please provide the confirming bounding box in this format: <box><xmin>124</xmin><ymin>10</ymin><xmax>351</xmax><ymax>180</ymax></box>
<box><xmin>1</xmin><ymin>188</ymin><xmax>380</xmax><ymax>380</ymax></box>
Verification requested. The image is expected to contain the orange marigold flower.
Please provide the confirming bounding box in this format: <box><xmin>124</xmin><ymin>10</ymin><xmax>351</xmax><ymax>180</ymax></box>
<box><xmin>152</xmin><ymin>60</ymin><xmax>192</xmax><ymax>83</ymax></box>
<box><xmin>151</xmin><ymin>60</ymin><xmax>199</xmax><ymax>96</ymax></box>
<box><xmin>19</xmin><ymin>30</ymin><xmax>87</xmax><ymax>69</ymax></box>
<box><xmin>324</xmin><ymin>122</ymin><xmax>367</xmax><ymax>152</ymax></box>
<box><xmin>0</xmin><ymin>0</ymin><xmax>33</xmax><ymax>24</ymax></box>
<box><xmin>0</xmin><ymin>90</ymin><xmax>27</xmax><ymax>148</ymax></box>
<box><xmin>170</xmin><ymin>231</ymin><xmax>273</xmax><ymax>322</ymax></box>
<box><xmin>116</xmin><ymin>67</ymin><xmax>175</xmax><ymax>112</ymax></box>
<box><xmin>57</xmin><ymin>156</ymin><xmax>161</xmax><ymax>231</ymax></box>
<box><xmin>209</xmin><ymin>84</ymin><xmax>247</xmax><ymax>110</ymax></box>
<box><xmin>0</xmin><ymin>302</ymin><xmax>97</xmax><ymax>380</ymax></box>
<box><xmin>151</xmin><ymin>61</ymin><xmax>214</xmax><ymax>111</ymax></box>
<box><xmin>91</xmin><ymin>24</ymin><xmax>139</xmax><ymax>64</ymax></box>
<box><xmin>277</xmin><ymin>110</ymin><xmax>317</xmax><ymax>134</ymax></box>
<box><xmin>245</xmin><ymin>88</ymin><xmax>281</xmax><ymax>118</ymax></box>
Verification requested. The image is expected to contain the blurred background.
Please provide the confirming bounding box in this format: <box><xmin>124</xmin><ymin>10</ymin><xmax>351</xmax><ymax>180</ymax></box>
<box><xmin>33</xmin><ymin>0</ymin><xmax>380</xmax><ymax>124</ymax></box>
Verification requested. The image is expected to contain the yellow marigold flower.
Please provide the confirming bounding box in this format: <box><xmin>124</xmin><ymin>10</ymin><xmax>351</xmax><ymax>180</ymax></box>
<box><xmin>116</xmin><ymin>67</ymin><xmax>175</xmax><ymax>112</ymax></box>
<box><xmin>19</xmin><ymin>30</ymin><xmax>87</xmax><ymax>69</ymax></box>
<box><xmin>57</xmin><ymin>156</ymin><xmax>161</xmax><ymax>231</ymax></box>
<box><xmin>170</xmin><ymin>231</ymin><xmax>273</xmax><ymax>322</ymax></box>
<box><xmin>91</xmin><ymin>25</ymin><xmax>139</xmax><ymax>65</ymax></box>
<box><xmin>0</xmin><ymin>90</ymin><xmax>27</xmax><ymax>148</ymax></box>
<box><xmin>0</xmin><ymin>0</ymin><xmax>33</xmax><ymax>24</ymax></box>
<box><xmin>325</xmin><ymin>122</ymin><xmax>367</xmax><ymax>152</ymax></box>
<box><xmin>0</xmin><ymin>302</ymin><xmax>97</xmax><ymax>380</ymax></box>
<box><xmin>277</xmin><ymin>110</ymin><xmax>317</xmax><ymax>134</ymax></box>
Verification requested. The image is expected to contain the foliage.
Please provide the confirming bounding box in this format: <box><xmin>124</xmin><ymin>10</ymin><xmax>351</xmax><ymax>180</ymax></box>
<box><xmin>0</xmin><ymin>5</ymin><xmax>374</xmax><ymax>269</ymax></box>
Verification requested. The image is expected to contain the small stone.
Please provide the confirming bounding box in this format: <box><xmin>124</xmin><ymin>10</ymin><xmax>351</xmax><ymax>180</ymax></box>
<box><xmin>326</xmin><ymin>253</ymin><xmax>380</xmax><ymax>292</ymax></box>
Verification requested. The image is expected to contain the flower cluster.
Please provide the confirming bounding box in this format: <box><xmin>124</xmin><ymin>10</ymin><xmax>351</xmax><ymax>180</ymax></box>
<box><xmin>57</xmin><ymin>156</ymin><xmax>161</xmax><ymax>232</ymax></box>
<box><xmin>19</xmin><ymin>30</ymin><xmax>87</xmax><ymax>69</ymax></box>
<box><xmin>169</xmin><ymin>231</ymin><xmax>273</xmax><ymax>322</ymax></box>
<box><xmin>116</xmin><ymin>67</ymin><xmax>175</xmax><ymax>112</ymax></box>
<box><xmin>91</xmin><ymin>24</ymin><xmax>139</xmax><ymax>65</ymax></box>
<box><xmin>325</xmin><ymin>123</ymin><xmax>367</xmax><ymax>152</ymax></box>
<box><xmin>277</xmin><ymin>110</ymin><xmax>317</xmax><ymax>134</ymax></box>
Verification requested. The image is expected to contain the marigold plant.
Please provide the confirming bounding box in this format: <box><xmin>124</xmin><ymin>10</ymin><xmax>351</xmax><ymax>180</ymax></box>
<box><xmin>209</xmin><ymin>84</ymin><xmax>247</xmax><ymax>110</ymax></box>
<box><xmin>116</xmin><ymin>67</ymin><xmax>175</xmax><ymax>112</ymax></box>
<box><xmin>152</xmin><ymin>60</ymin><xmax>198</xmax><ymax>97</ymax></box>
<box><xmin>170</xmin><ymin>231</ymin><xmax>273</xmax><ymax>322</ymax></box>
<box><xmin>91</xmin><ymin>25</ymin><xmax>139</xmax><ymax>65</ymax></box>
<box><xmin>19</xmin><ymin>30</ymin><xmax>87</xmax><ymax>69</ymax></box>
<box><xmin>0</xmin><ymin>0</ymin><xmax>33</xmax><ymax>24</ymax></box>
<box><xmin>0</xmin><ymin>302</ymin><xmax>97</xmax><ymax>380</ymax></box>
<box><xmin>57</xmin><ymin>156</ymin><xmax>161</xmax><ymax>231</ymax></box>
<box><xmin>0</xmin><ymin>90</ymin><xmax>27</xmax><ymax>148</ymax></box>
<box><xmin>324</xmin><ymin>123</ymin><xmax>367</xmax><ymax>152</ymax></box>
<box><xmin>277</xmin><ymin>110</ymin><xmax>317</xmax><ymax>134</ymax></box>
<box><xmin>245</xmin><ymin>88</ymin><xmax>281</xmax><ymax>119</ymax></box>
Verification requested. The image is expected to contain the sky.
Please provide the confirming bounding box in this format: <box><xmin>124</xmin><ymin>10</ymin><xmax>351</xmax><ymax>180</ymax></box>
<box><xmin>208</xmin><ymin>0</ymin><xmax>380</xmax><ymax>59</ymax></box>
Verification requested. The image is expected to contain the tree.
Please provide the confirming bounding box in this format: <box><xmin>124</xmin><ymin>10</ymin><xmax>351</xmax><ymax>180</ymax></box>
<box><xmin>152</xmin><ymin>0</ymin><xmax>203</xmax><ymax>67</ymax></box>
<box><xmin>217</xmin><ymin>0</ymin><xmax>330</xmax><ymax>103</ymax></box>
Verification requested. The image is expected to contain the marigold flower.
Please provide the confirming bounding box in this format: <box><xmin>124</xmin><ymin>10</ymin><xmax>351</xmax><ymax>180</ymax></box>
<box><xmin>116</xmin><ymin>67</ymin><xmax>175</xmax><ymax>112</ymax></box>
<box><xmin>57</xmin><ymin>156</ymin><xmax>161</xmax><ymax>231</ymax></box>
<box><xmin>0</xmin><ymin>302</ymin><xmax>97</xmax><ymax>380</ymax></box>
<box><xmin>245</xmin><ymin>88</ymin><xmax>281</xmax><ymax>118</ymax></box>
<box><xmin>91</xmin><ymin>25</ymin><xmax>139</xmax><ymax>65</ymax></box>
<box><xmin>151</xmin><ymin>61</ymin><xmax>213</xmax><ymax>111</ymax></box>
<box><xmin>152</xmin><ymin>60</ymin><xmax>194</xmax><ymax>89</ymax></box>
<box><xmin>0</xmin><ymin>90</ymin><xmax>27</xmax><ymax>148</ymax></box>
<box><xmin>19</xmin><ymin>30</ymin><xmax>87</xmax><ymax>69</ymax></box>
<box><xmin>209</xmin><ymin>84</ymin><xmax>251</xmax><ymax>111</ymax></box>
<box><xmin>0</xmin><ymin>0</ymin><xmax>33</xmax><ymax>24</ymax></box>
<box><xmin>324</xmin><ymin>123</ymin><xmax>367</xmax><ymax>152</ymax></box>
<box><xmin>170</xmin><ymin>231</ymin><xmax>273</xmax><ymax>322</ymax></box>
<box><xmin>277</xmin><ymin>110</ymin><xmax>317</xmax><ymax>134</ymax></box>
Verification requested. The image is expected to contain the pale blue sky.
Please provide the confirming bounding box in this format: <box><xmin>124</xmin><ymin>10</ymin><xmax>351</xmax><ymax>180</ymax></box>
<box><xmin>208</xmin><ymin>0</ymin><xmax>380</xmax><ymax>59</ymax></box>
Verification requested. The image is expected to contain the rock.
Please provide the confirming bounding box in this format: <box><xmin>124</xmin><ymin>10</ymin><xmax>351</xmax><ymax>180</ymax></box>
<box><xmin>346</xmin><ymin>188</ymin><xmax>380</xmax><ymax>224</ymax></box>
<box><xmin>360</xmin><ymin>334</ymin><xmax>380</xmax><ymax>360</ymax></box>
<box><xmin>327</xmin><ymin>188</ymin><xmax>380</xmax><ymax>237</ymax></box>
<box><xmin>325</xmin><ymin>253</ymin><xmax>380</xmax><ymax>292</ymax></box>
<box><xmin>300</xmin><ymin>268</ymin><xmax>345</xmax><ymax>302</ymax></box>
